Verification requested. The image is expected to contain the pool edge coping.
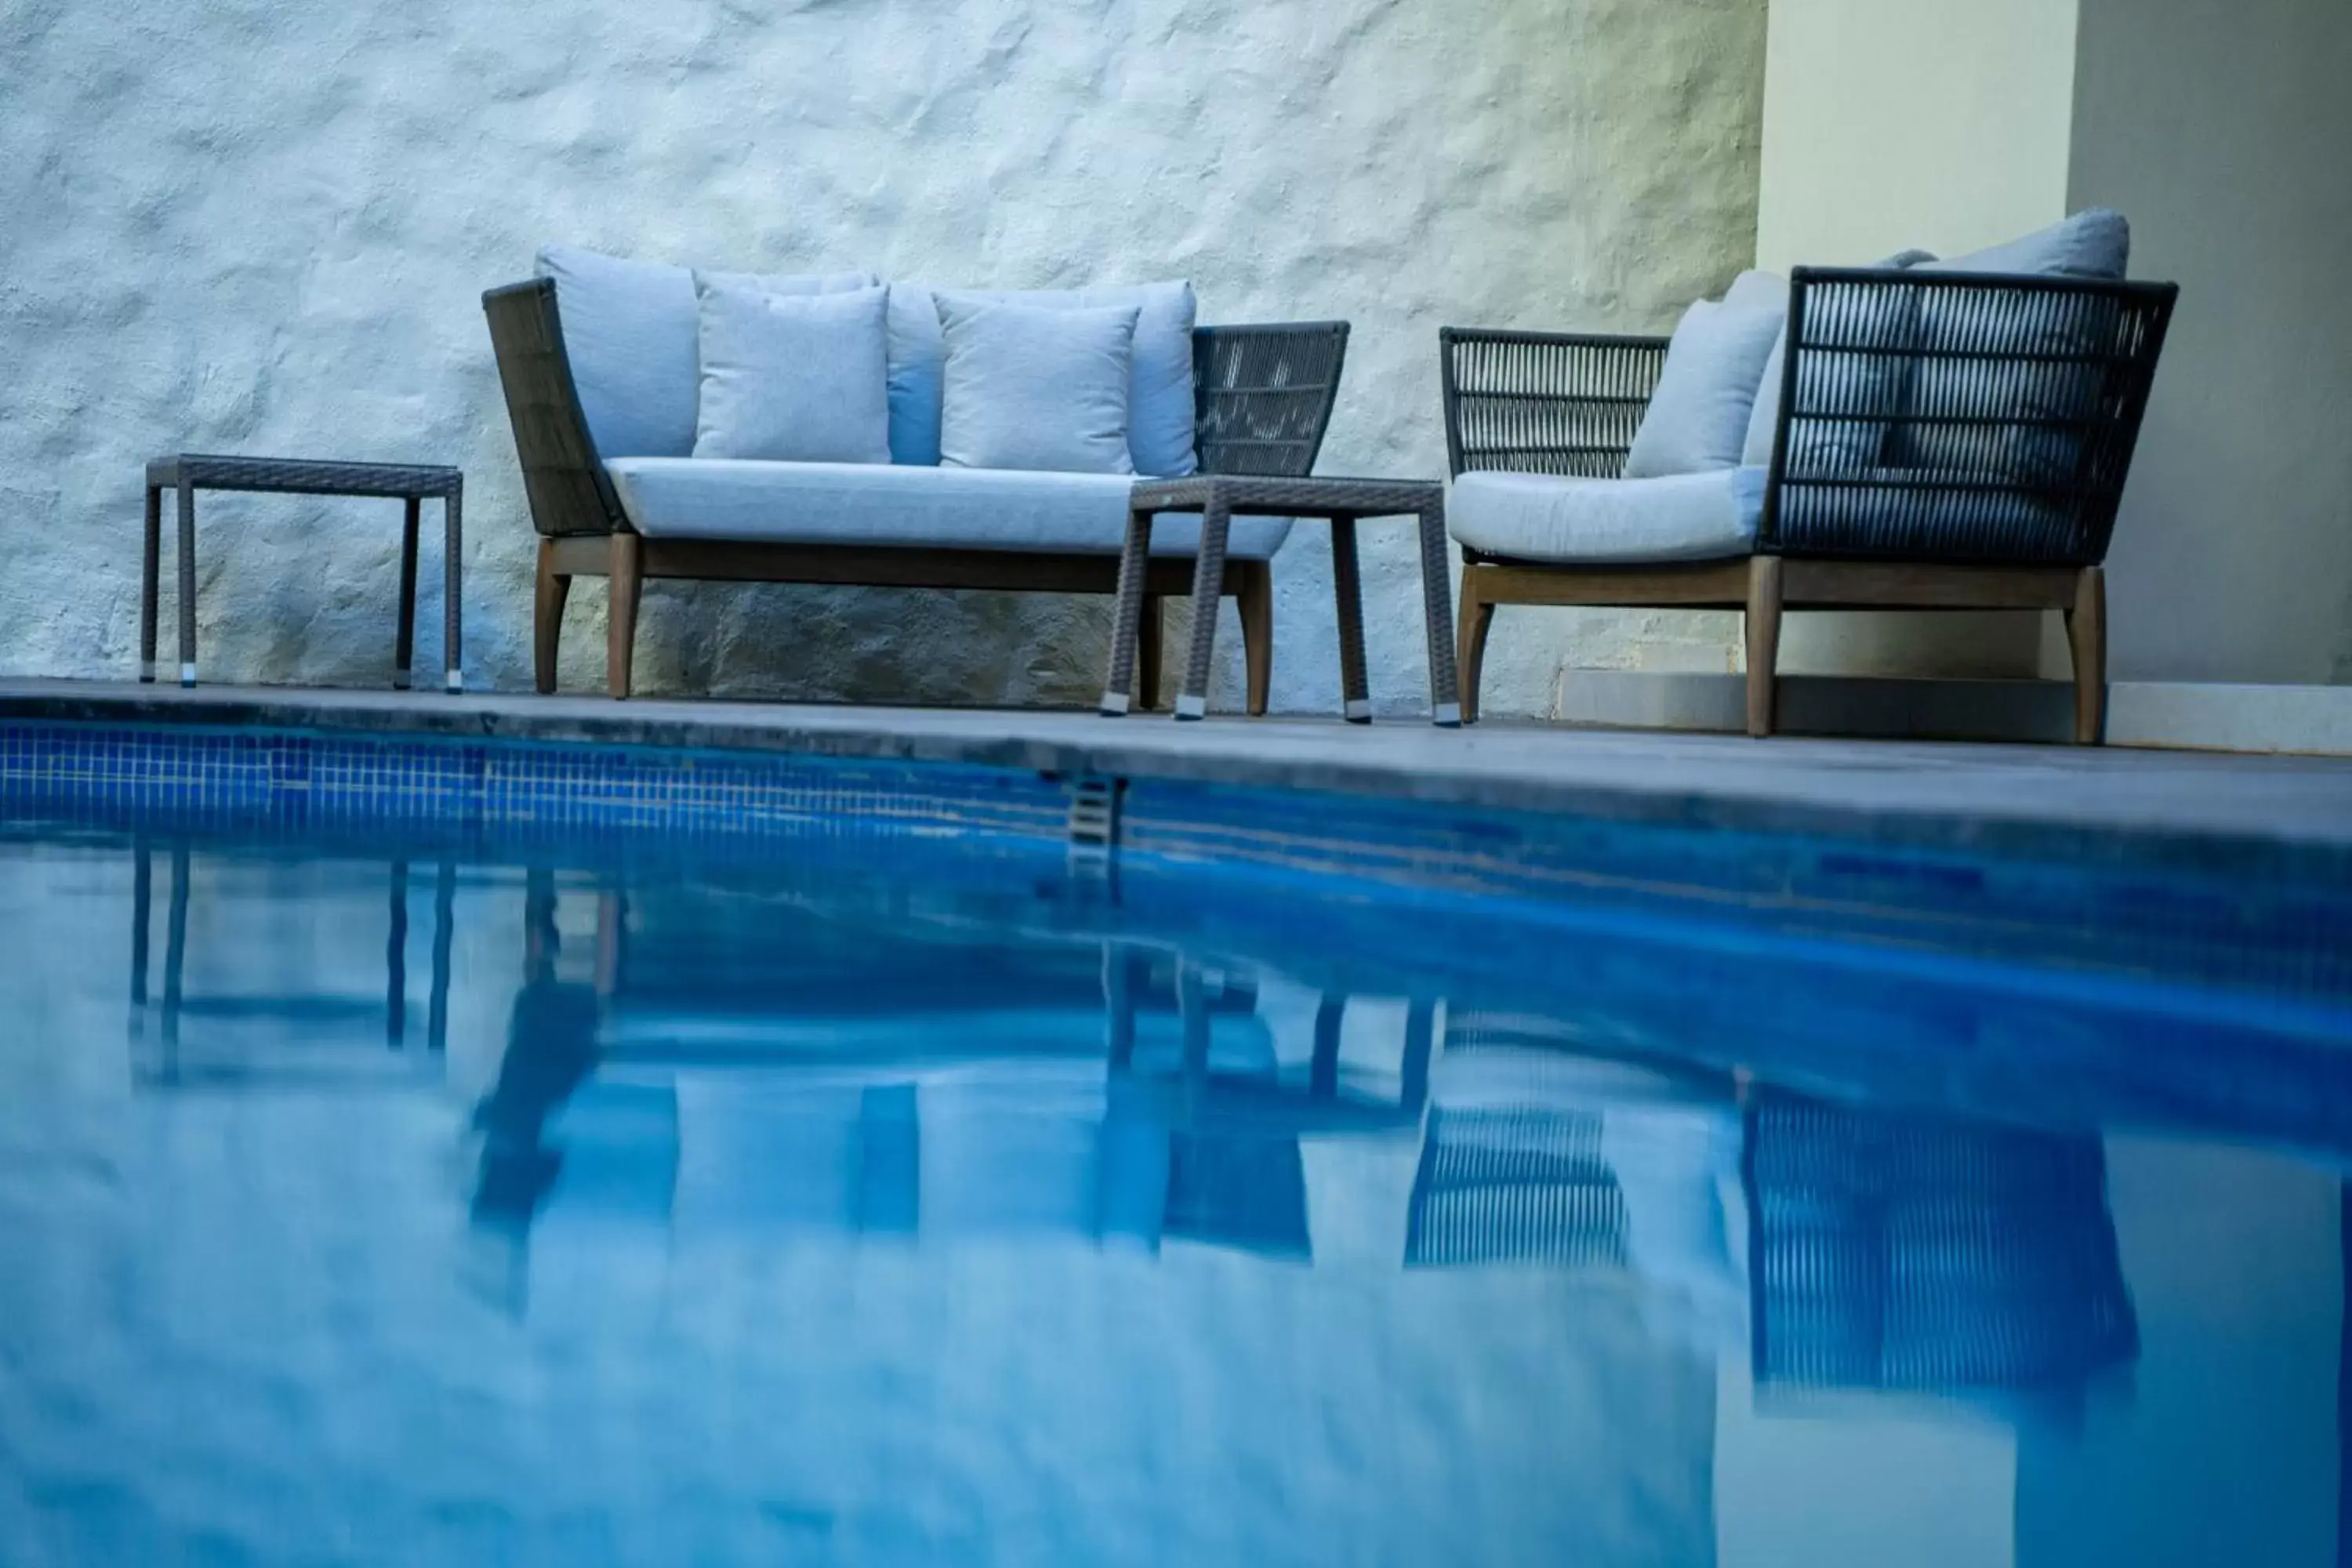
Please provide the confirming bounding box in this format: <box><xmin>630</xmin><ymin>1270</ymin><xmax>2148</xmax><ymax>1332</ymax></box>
<box><xmin>4</xmin><ymin>681</ymin><xmax>2347</xmax><ymax>884</ymax></box>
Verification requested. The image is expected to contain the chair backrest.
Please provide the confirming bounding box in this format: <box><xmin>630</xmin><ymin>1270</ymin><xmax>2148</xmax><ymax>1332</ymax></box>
<box><xmin>1192</xmin><ymin>322</ymin><xmax>1351</xmax><ymax>477</ymax></box>
<box><xmin>482</xmin><ymin>279</ymin><xmax>627</xmax><ymax>538</ymax></box>
<box><xmin>1439</xmin><ymin>328</ymin><xmax>1670</xmax><ymax>480</ymax></box>
<box><xmin>1763</xmin><ymin>268</ymin><xmax>2178</xmax><ymax>564</ymax></box>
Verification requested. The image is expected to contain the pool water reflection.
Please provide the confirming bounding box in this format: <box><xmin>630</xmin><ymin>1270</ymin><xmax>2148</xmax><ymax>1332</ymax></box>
<box><xmin>1</xmin><ymin>824</ymin><xmax>2347</xmax><ymax>1566</ymax></box>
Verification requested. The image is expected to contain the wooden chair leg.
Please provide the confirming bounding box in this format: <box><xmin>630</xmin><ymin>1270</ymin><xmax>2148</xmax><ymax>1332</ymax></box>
<box><xmin>534</xmin><ymin>539</ymin><xmax>572</xmax><ymax>696</ymax></box>
<box><xmin>2067</xmin><ymin>564</ymin><xmax>2107</xmax><ymax>746</ymax></box>
<box><xmin>1237</xmin><ymin>561</ymin><xmax>1274</xmax><ymax>717</ymax></box>
<box><xmin>1456</xmin><ymin>568</ymin><xmax>1495</xmax><ymax>726</ymax></box>
<box><xmin>1136</xmin><ymin>593</ymin><xmax>1163</xmax><ymax>711</ymax></box>
<box><xmin>607</xmin><ymin>532</ymin><xmax>642</xmax><ymax>701</ymax></box>
<box><xmin>1744</xmin><ymin>556</ymin><xmax>1783</xmax><ymax>739</ymax></box>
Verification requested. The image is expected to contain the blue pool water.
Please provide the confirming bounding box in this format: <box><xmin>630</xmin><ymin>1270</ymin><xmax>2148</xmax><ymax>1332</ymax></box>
<box><xmin>4</xmin><ymin>736</ymin><xmax>2352</xmax><ymax>1565</ymax></box>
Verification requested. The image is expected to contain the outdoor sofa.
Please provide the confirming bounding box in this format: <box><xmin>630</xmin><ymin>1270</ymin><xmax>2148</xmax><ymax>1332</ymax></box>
<box><xmin>1440</xmin><ymin>209</ymin><xmax>2177</xmax><ymax>741</ymax></box>
<box><xmin>485</xmin><ymin>248</ymin><xmax>1346</xmax><ymax>702</ymax></box>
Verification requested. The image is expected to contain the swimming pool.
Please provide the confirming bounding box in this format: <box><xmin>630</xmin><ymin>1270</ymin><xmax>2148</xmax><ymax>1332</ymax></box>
<box><xmin>3</xmin><ymin>721</ymin><xmax>2350</xmax><ymax>1565</ymax></box>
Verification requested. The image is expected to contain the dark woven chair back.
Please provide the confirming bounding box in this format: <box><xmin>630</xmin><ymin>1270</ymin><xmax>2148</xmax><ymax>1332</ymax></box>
<box><xmin>1440</xmin><ymin>329</ymin><xmax>1670</xmax><ymax>480</ymax></box>
<box><xmin>1406</xmin><ymin>1105</ymin><xmax>1631</xmax><ymax>1269</ymax></box>
<box><xmin>1746</xmin><ymin>1097</ymin><xmax>2140</xmax><ymax>1399</ymax></box>
<box><xmin>1192</xmin><ymin>323</ymin><xmax>1350</xmax><ymax>477</ymax></box>
<box><xmin>1766</xmin><ymin>268</ymin><xmax>2177</xmax><ymax>564</ymax></box>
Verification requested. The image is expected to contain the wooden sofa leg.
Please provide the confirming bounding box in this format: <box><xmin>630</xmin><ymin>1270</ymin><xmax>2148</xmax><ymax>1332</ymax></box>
<box><xmin>1237</xmin><ymin>561</ymin><xmax>1273</xmax><ymax>717</ymax></box>
<box><xmin>534</xmin><ymin>539</ymin><xmax>571</xmax><ymax>695</ymax></box>
<box><xmin>607</xmin><ymin>532</ymin><xmax>643</xmax><ymax>701</ymax></box>
<box><xmin>1744</xmin><ymin>557</ymin><xmax>1782</xmax><ymax>739</ymax></box>
<box><xmin>1137</xmin><ymin>593</ymin><xmax>1163</xmax><ymax>710</ymax></box>
<box><xmin>1457</xmin><ymin>569</ymin><xmax>1495</xmax><ymax>726</ymax></box>
<box><xmin>2067</xmin><ymin>564</ymin><xmax>2107</xmax><ymax>745</ymax></box>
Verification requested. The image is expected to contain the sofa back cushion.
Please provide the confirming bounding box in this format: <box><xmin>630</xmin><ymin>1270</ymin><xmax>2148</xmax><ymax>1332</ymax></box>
<box><xmin>534</xmin><ymin>245</ymin><xmax>875</xmax><ymax>458</ymax></box>
<box><xmin>691</xmin><ymin>278</ymin><xmax>892</xmax><ymax>464</ymax></box>
<box><xmin>1624</xmin><ymin>274</ymin><xmax>1787</xmax><ymax>478</ymax></box>
<box><xmin>889</xmin><ymin>281</ymin><xmax>1199</xmax><ymax>474</ymax></box>
<box><xmin>936</xmin><ymin>298</ymin><xmax>1140</xmax><ymax>474</ymax></box>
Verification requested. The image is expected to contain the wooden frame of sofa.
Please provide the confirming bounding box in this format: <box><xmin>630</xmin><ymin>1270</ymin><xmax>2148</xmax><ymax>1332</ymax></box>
<box><xmin>1439</xmin><ymin>268</ymin><xmax>2177</xmax><ymax>741</ymax></box>
<box><xmin>483</xmin><ymin>278</ymin><xmax>1348</xmax><ymax>704</ymax></box>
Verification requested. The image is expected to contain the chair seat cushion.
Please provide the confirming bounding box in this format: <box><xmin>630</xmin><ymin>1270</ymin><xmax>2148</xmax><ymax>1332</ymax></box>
<box><xmin>604</xmin><ymin>459</ymin><xmax>1293</xmax><ymax>559</ymax></box>
<box><xmin>1449</xmin><ymin>468</ymin><xmax>1765</xmax><ymax>564</ymax></box>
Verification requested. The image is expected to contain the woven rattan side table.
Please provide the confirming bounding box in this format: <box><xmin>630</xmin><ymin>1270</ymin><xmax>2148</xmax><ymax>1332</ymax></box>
<box><xmin>141</xmin><ymin>454</ymin><xmax>463</xmax><ymax>691</ymax></box>
<box><xmin>1102</xmin><ymin>475</ymin><xmax>1459</xmax><ymax>727</ymax></box>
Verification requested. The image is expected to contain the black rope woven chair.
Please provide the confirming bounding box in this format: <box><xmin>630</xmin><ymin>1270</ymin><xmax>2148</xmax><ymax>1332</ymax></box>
<box><xmin>484</xmin><ymin>278</ymin><xmax>1346</xmax><ymax>703</ymax></box>
<box><xmin>1441</xmin><ymin>269</ymin><xmax>2177</xmax><ymax>740</ymax></box>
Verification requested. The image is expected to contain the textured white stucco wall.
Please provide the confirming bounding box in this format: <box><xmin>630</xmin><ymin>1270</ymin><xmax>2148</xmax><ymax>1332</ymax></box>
<box><xmin>0</xmin><ymin>0</ymin><xmax>1766</xmax><ymax>715</ymax></box>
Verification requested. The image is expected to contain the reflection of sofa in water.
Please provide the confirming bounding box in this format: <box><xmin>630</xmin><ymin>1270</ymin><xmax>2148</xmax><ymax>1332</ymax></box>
<box><xmin>488</xmin><ymin>895</ymin><xmax>1319</xmax><ymax>1259</ymax></box>
<box><xmin>1406</xmin><ymin>1014</ymin><xmax>1747</xmax><ymax>1331</ymax></box>
<box><xmin>1745</xmin><ymin>1095</ymin><xmax>2138</xmax><ymax>1400</ymax></box>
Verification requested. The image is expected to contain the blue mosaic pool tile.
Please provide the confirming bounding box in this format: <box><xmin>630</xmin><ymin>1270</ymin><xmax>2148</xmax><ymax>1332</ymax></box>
<box><xmin>0</xmin><ymin>723</ymin><xmax>1069</xmax><ymax>848</ymax></box>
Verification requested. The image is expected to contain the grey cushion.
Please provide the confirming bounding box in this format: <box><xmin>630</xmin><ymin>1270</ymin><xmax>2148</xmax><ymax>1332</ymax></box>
<box><xmin>936</xmin><ymin>298</ymin><xmax>1140</xmax><ymax>474</ymax></box>
<box><xmin>1896</xmin><ymin>209</ymin><xmax>2132</xmax><ymax>478</ymax></box>
<box><xmin>1742</xmin><ymin>251</ymin><xmax>1933</xmax><ymax>472</ymax></box>
<box><xmin>604</xmin><ymin>458</ymin><xmax>1293</xmax><ymax>558</ymax></box>
<box><xmin>691</xmin><ymin>278</ymin><xmax>891</xmax><ymax>464</ymax></box>
<box><xmin>1624</xmin><ymin>288</ymin><xmax>1788</xmax><ymax>479</ymax></box>
<box><xmin>1449</xmin><ymin>467</ymin><xmax>1765</xmax><ymax>564</ymax></box>
<box><xmin>534</xmin><ymin>245</ymin><xmax>874</xmax><ymax>458</ymax></box>
<box><xmin>890</xmin><ymin>281</ymin><xmax>1200</xmax><ymax>475</ymax></box>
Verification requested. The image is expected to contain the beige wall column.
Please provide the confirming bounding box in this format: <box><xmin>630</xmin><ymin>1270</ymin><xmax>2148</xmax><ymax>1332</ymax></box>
<box><xmin>2069</xmin><ymin>0</ymin><xmax>2352</xmax><ymax>685</ymax></box>
<box><xmin>1753</xmin><ymin>0</ymin><xmax>2081</xmax><ymax>679</ymax></box>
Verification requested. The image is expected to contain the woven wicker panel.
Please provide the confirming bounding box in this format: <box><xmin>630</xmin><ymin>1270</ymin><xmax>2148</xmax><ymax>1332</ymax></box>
<box><xmin>1406</xmin><ymin>1106</ymin><xmax>1629</xmax><ymax>1269</ymax></box>
<box><xmin>1192</xmin><ymin>323</ymin><xmax>1349</xmax><ymax>478</ymax></box>
<box><xmin>1440</xmin><ymin>329</ymin><xmax>1670</xmax><ymax>480</ymax></box>
<box><xmin>1767</xmin><ymin>269</ymin><xmax>2176</xmax><ymax>564</ymax></box>
<box><xmin>1748</xmin><ymin>1098</ymin><xmax>2140</xmax><ymax>1396</ymax></box>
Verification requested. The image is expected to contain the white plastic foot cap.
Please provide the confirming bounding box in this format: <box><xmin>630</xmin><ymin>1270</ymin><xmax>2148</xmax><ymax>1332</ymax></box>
<box><xmin>1175</xmin><ymin>693</ymin><xmax>1207</xmax><ymax>720</ymax></box>
<box><xmin>178</xmin><ymin>663</ymin><xmax>197</xmax><ymax>688</ymax></box>
<box><xmin>1098</xmin><ymin>691</ymin><xmax>1131</xmax><ymax>717</ymax></box>
<box><xmin>1432</xmin><ymin>702</ymin><xmax>1463</xmax><ymax>728</ymax></box>
<box><xmin>139</xmin><ymin>662</ymin><xmax>155</xmax><ymax>684</ymax></box>
<box><xmin>394</xmin><ymin>670</ymin><xmax>412</xmax><ymax>691</ymax></box>
<box><xmin>445</xmin><ymin>670</ymin><xmax>464</xmax><ymax>693</ymax></box>
<box><xmin>1345</xmin><ymin>699</ymin><xmax>1373</xmax><ymax>722</ymax></box>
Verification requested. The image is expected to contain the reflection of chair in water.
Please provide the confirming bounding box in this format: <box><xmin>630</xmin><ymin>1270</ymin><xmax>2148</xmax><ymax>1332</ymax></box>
<box><xmin>1405</xmin><ymin>1013</ymin><xmax>1745</xmax><ymax>1328</ymax></box>
<box><xmin>1745</xmin><ymin>1095</ymin><xmax>2138</xmax><ymax>1400</ymax></box>
<box><xmin>128</xmin><ymin>837</ymin><xmax>456</xmax><ymax>1083</ymax></box>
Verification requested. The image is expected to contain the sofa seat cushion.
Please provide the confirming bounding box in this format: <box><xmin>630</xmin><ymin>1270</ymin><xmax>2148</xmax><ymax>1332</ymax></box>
<box><xmin>604</xmin><ymin>459</ymin><xmax>1293</xmax><ymax>559</ymax></box>
<box><xmin>1450</xmin><ymin>468</ymin><xmax>1765</xmax><ymax>564</ymax></box>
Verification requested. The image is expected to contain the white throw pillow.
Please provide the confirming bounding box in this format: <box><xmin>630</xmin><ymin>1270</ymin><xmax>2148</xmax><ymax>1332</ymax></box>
<box><xmin>936</xmin><ymin>298</ymin><xmax>1140</xmax><ymax>474</ymax></box>
<box><xmin>1624</xmin><ymin>284</ymin><xmax>1787</xmax><ymax>479</ymax></box>
<box><xmin>691</xmin><ymin>278</ymin><xmax>892</xmax><ymax>464</ymax></box>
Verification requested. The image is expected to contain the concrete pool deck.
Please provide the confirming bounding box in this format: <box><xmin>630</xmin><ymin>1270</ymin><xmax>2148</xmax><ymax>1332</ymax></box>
<box><xmin>4</xmin><ymin>678</ymin><xmax>2350</xmax><ymax>878</ymax></box>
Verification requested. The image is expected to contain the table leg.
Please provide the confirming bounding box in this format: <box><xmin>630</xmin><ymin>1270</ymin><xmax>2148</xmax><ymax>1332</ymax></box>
<box><xmin>394</xmin><ymin>497</ymin><xmax>420</xmax><ymax>691</ymax></box>
<box><xmin>1100</xmin><ymin>506</ymin><xmax>1154</xmax><ymax>716</ymax></box>
<box><xmin>140</xmin><ymin>486</ymin><xmax>161</xmax><ymax>683</ymax></box>
<box><xmin>387</xmin><ymin>859</ymin><xmax>410</xmax><ymax>1047</ymax></box>
<box><xmin>443</xmin><ymin>481</ymin><xmax>463</xmax><ymax>693</ymax></box>
<box><xmin>1176</xmin><ymin>497</ymin><xmax>1232</xmax><ymax>720</ymax></box>
<box><xmin>1417</xmin><ymin>501</ymin><xmax>1462</xmax><ymax>727</ymax></box>
<box><xmin>1329</xmin><ymin>517</ymin><xmax>1371</xmax><ymax>723</ymax></box>
<box><xmin>428</xmin><ymin>857</ymin><xmax>455</xmax><ymax>1052</ymax></box>
<box><xmin>176</xmin><ymin>484</ymin><xmax>197</xmax><ymax>687</ymax></box>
